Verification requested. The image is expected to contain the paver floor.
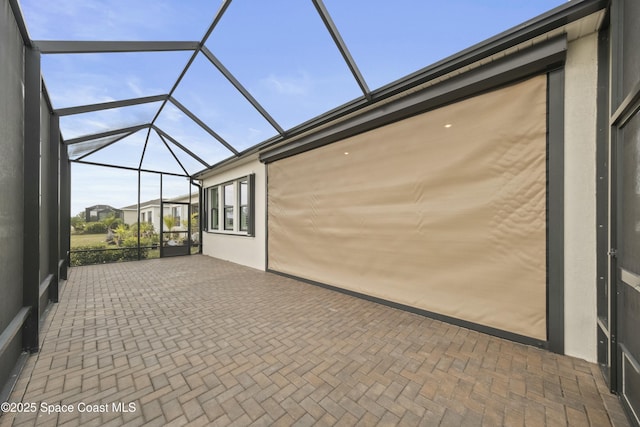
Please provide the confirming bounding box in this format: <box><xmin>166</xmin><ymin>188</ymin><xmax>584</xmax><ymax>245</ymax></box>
<box><xmin>0</xmin><ymin>255</ymin><xmax>631</xmax><ymax>426</ymax></box>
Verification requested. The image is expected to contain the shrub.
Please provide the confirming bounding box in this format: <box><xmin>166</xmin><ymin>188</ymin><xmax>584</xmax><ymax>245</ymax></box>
<box><xmin>84</xmin><ymin>222</ymin><xmax>107</xmax><ymax>234</ymax></box>
<box><xmin>70</xmin><ymin>243</ymin><xmax>149</xmax><ymax>266</ymax></box>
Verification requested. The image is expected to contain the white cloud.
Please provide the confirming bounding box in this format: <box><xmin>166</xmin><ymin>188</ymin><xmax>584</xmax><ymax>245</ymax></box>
<box><xmin>261</xmin><ymin>72</ymin><xmax>313</xmax><ymax>96</ymax></box>
<box><xmin>126</xmin><ymin>77</ymin><xmax>146</xmax><ymax>98</ymax></box>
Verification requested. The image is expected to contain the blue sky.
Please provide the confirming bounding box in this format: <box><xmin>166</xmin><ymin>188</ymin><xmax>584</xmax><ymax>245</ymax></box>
<box><xmin>19</xmin><ymin>0</ymin><xmax>566</xmax><ymax>215</ymax></box>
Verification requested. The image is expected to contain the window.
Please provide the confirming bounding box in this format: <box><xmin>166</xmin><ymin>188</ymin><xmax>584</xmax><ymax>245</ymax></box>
<box><xmin>205</xmin><ymin>174</ymin><xmax>255</xmax><ymax>235</ymax></box>
<box><xmin>141</xmin><ymin>212</ymin><xmax>145</xmax><ymax>222</ymax></box>
<box><xmin>172</xmin><ymin>206</ymin><xmax>181</xmax><ymax>224</ymax></box>
<box><xmin>147</xmin><ymin>211</ymin><xmax>152</xmax><ymax>224</ymax></box>
<box><xmin>224</xmin><ymin>184</ymin><xmax>234</xmax><ymax>230</ymax></box>
<box><xmin>210</xmin><ymin>187</ymin><xmax>219</xmax><ymax>230</ymax></box>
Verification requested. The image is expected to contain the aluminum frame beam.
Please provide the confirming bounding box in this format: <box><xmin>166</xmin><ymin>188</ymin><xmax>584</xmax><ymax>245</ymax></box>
<box><xmin>150</xmin><ymin>0</ymin><xmax>233</xmax><ymax>128</ymax></box>
<box><xmin>200</xmin><ymin>46</ymin><xmax>285</xmax><ymax>135</ymax></box>
<box><xmin>152</xmin><ymin>125</ymin><xmax>211</xmax><ymax>169</ymax></box>
<box><xmin>33</xmin><ymin>41</ymin><xmax>200</xmax><ymax>54</ymax></box>
<box><xmin>311</xmin><ymin>0</ymin><xmax>370</xmax><ymax>99</ymax></box>
<box><xmin>55</xmin><ymin>94</ymin><xmax>169</xmax><ymax>116</ymax></box>
<box><xmin>64</xmin><ymin>124</ymin><xmax>150</xmax><ymax>145</ymax></box>
<box><xmin>156</xmin><ymin>131</ymin><xmax>190</xmax><ymax>176</ymax></box>
<box><xmin>75</xmin><ymin>128</ymin><xmax>142</xmax><ymax>161</ymax></box>
<box><xmin>70</xmin><ymin>159</ymin><xmax>189</xmax><ymax>178</ymax></box>
<box><xmin>201</xmin><ymin>0</ymin><xmax>233</xmax><ymax>44</ymax></box>
<box><xmin>169</xmin><ymin>97</ymin><xmax>239</xmax><ymax>155</ymax></box>
<box><xmin>8</xmin><ymin>0</ymin><xmax>31</xmax><ymax>47</ymax></box>
<box><xmin>138</xmin><ymin>128</ymin><xmax>154</xmax><ymax>170</ymax></box>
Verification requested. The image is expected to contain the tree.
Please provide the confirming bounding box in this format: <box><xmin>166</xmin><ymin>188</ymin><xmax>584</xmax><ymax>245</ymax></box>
<box><xmin>114</xmin><ymin>224</ymin><xmax>129</xmax><ymax>246</ymax></box>
<box><xmin>102</xmin><ymin>214</ymin><xmax>121</xmax><ymax>231</ymax></box>
<box><xmin>163</xmin><ymin>215</ymin><xmax>177</xmax><ymax>230</ymax></box>
<box><xmin>70</xmin><ymin>212</ymin><xmax>86</xmax><ymax>232</ymax></box>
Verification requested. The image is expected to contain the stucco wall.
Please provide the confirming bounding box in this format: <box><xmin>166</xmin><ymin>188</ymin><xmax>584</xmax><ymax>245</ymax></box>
<box><xmin>0</xmin><ymin>0</ymin><xmax>24</xmax><ymax>394</ymax></box>
<box><xmin>201</xmin><ymin>157</ymin><xmax>266</xmax><ymax>270</ymax></box>
<box><xmin>564</xmin><ymin>31</ymin><xmax>599</xmax><ymax>362</ymax></box>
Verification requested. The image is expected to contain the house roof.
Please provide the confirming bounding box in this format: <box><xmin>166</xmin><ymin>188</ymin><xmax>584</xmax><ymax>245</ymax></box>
<box><xmin>121</xmin><ymin>193</ymin><xmax>198</xmax><ymax>210</ymax></box>
<box><xmin>121</xmin><ymin>199</ymin><xmax>161</xmax><ymax>211</ymax></box>
<box><xmin>85</xmin><ymin>204</ymin><xmax>122</xmax><ymax>212</ymax></box>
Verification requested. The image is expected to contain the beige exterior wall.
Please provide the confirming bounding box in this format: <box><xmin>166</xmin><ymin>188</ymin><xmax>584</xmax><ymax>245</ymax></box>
<box><xmin>122</xmin><ymin>210</ymin><xmax>138</xmax><ymax>227</ymax></box>
<box><xmin>564</xmin><ymin>31</ymin><xmax>599</xmax><ymax>362</ymax></box>
<box><xmin>201</xmin><ymin>157</ymin><xmax>266</xmax><ymax>270</ymax></box>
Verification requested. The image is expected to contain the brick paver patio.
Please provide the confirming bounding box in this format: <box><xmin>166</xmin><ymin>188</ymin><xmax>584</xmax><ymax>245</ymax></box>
<box><xmin>0</xmin><ymin>255</ymin><xmax>630</xmax><ymax>426</ymax></box>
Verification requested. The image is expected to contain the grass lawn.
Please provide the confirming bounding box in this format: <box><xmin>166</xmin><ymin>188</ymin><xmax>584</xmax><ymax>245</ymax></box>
<box><xmin>70</xmin><ymin>233</ymin><xmax>108</xmax><ymax>248</ymax></box>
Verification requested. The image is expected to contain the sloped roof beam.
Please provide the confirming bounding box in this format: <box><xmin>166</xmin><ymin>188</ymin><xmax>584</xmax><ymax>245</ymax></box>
<box><xmin>55</xmin><ymin>94</ymin><xmax>169</xmax><ymax>116</ymax></box>
<box><xmin>201</xmin><ymin>0</ymin><xmax>233</xmax><ymax>44</ymax></box>
<box><xmin>200</xmin><ymin>46</ymin><xmax>285</xmax><ymax>135</ymax></box>
<box><xmin>64</xmin><ymin>124</ymin><xmax>150</xmax><ymax>145</ymax></box>
<box><xmin>168</xmin><ymin>97</ymin><xmax>239</xmax><ymax>156</ymax></box>
<box><xmin>8</xmin><ymin>0</ymin><xmax>32</xmax><ymax>47</ymax></box>
<box><xmin>150</xmin><ymin>1</ymin><xmax>233</xmax><ymax>127</ymax></box>
<box><xmin>152</xmin><ymin>126</ymin><xmax>210</xmax><ymax>169</ymax></box>
<box><xmin>138</xmin><ymin>128</ymin><xmax>154</xmax><ymax>170</ymax></box>
<box><xmin>311</xmin><ymin>0</ymin><xmax>370</xmax><ymax>99</ymax></box>
<box><xmin>76</xmin><ymin>128</ymin><xmax>141</xmax><ymax>161</ymax></box>
<box><xmin>155</xmin><ymin>130</ymin><xmax>190</xmax><ymax>176</ymax></box>
<box><xmin>33</xmin><ymin>41</ymin><xmax>199</xmax><ymax>54</ymax></box>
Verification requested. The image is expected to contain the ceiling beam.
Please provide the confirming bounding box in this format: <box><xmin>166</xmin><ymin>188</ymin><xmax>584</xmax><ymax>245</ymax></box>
<box><xmin>169</xmin><ymin>97</ymin><xmax>239</xmax><ymax>156</ymax></box>
<box><xmin>8</xmin><ymin>0</ymin><xmax>32</xmax><ymax>47</ymax></box>
<box><xmin>64</xmin><ymin>124</ymin><xmax>150</xmax><ymax>145</ymax></box>
<box><xmin>75</xmin><ymin>128</ymin><xmax>141</xmax><ymax>161</ymax></box>
<box><xmin>69</xmin><ymin>159</ymin><xmax>189</xmax><ymax>178</ymax></box>
<box><xmin>138</xmin><ymin>127</ymin><xmax>154</xmax><ymax>171</ymax></box>
<box><xmin>33</xmin><ymin>41</ymin><xmax>199</xmax><ymax>54</ymax></box>
<box><xmin>311</xmin><ymin>0</ymin><xmax>370</xmax><ymax>99</ymax></box>
<box><xmin>201</xmin><ymin>0</ymin><xmax>234</xmax><ymax>45</ymax></box>
<box><xmin>55</xmin><ymin>94</ymin><xmax>169</xmax><ymax>116</ymax></box>
<box><xmin>152</xmin><ymin>126</ymin><xmax>211</xmax><ymax>169</ymax></box>
<box><xmin>155</xmin><ymin>130</ymin><xmax>190</xmax><ymax>176</ymax></box>
<box><xmin>201</xmin><ymin>46</ymin><xmax>285</xmax><ymax>135</ymax></box>
<box><xmin>150</xmin><ymin>0</ymin><xmax>234</xmax><ymax>128</ymax></box>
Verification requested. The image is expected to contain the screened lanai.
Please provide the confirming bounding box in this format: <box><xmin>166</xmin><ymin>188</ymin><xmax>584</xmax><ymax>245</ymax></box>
<box><xmin>12</xmin><ymin>0</ymin><xmax>576</xmax><ymax>267</ymax></box>
<box><xmin>19</xmin><ymin>0</ymin><xmax>570</xmax><ymax>179</ymax></box>
<box><xmin>3</xmin><ymin>0</ymin><xmax>640</xmax><ymax>425</ymax></box>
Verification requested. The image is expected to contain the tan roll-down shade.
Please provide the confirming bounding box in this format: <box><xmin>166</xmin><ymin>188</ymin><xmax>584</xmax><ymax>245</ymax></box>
<box><xmin>268</xmin><ymin>75</ymin><xmax>548</xmax><ymax>340</ymax></box>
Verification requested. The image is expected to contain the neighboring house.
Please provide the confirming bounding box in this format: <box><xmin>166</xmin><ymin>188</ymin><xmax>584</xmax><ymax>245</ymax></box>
<box><xmin>84</xmin><ymin>204</ymin><xmax>123</xmax><ymax>222</ymax></box>
<box><xmin>121</xmin><ymin>199</ymin><xmax>162</xmax><ymax>232</ymax></box>
<box><xmin>167</xmin><ymin>193</ymin><xmax>199</xmax><ymax>233</ymax></box>
<box><xmin>120</xmin><ymin>194</ymin><xmax>198</xmax><ymax>234</ymax></box>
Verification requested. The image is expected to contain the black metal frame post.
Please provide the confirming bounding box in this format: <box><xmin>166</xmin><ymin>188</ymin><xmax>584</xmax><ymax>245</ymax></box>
<box><xmin>190</xmin><ymin>180</ymin><xmax>203</xmax><ymax>254</ymax></box>
<box><xmin>547</xmin><ymin>68</ymin><xmax>565</xmax><ymax>354</ymax></box>
<box><xmin>158</xmin><ymin>174</ymin><xmax>164</xmax><ymax>258</ymax></box>
<box><xmin>610</xmin><ymin>125</ymin><xmax>620</xmax><ymax>393</ymax></box>
<box><xmin>596</xmin><ymin>22</ymin><xmax>611</xmax><ymax>384</ymax></box>
<box><xmin>48</xmin><ymin>113</ymin><xmax>60</xmax><ymax>302</ymax></box>
<box><xmin>22</xmin><ymin>46</ymin><xmax>41</xmax><ymax>352</ymax></box>
<box><xmin>60</xmin><ymin>143</ymin><xmax>71</xmax><ymax>280</ymax></box>
<box><xmin>137</xmin><ymin>170</ymin><xmax>141</xmax><ymax>261</ymax></box>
